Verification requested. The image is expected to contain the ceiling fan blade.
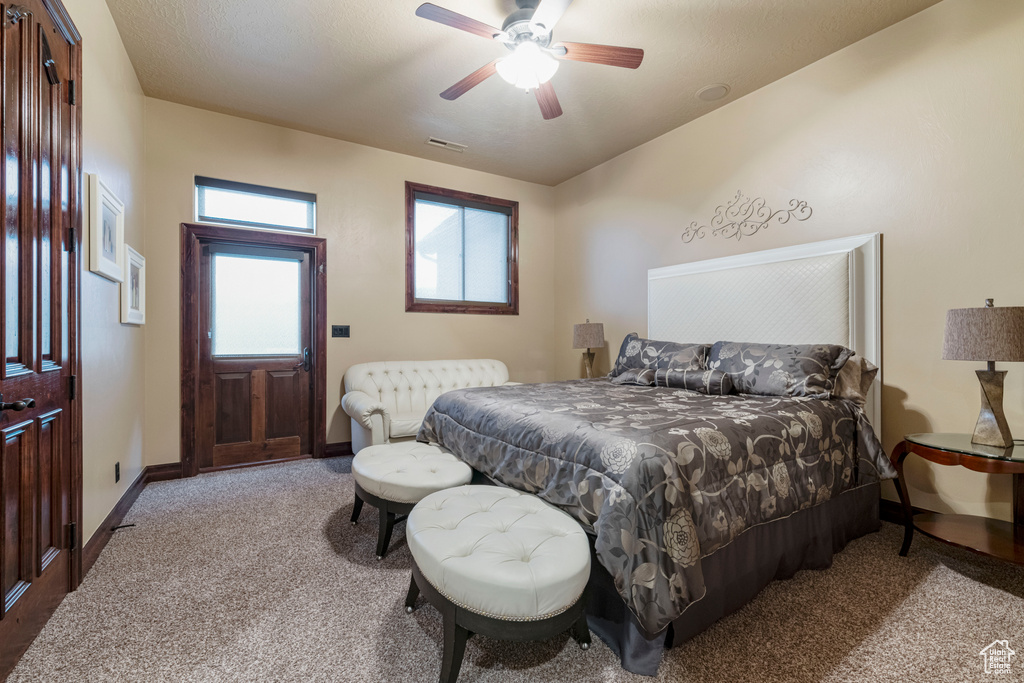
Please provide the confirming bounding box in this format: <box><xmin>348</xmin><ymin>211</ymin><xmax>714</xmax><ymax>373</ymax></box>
<box><xmin>440</xmin><ymin>60</ymin><xmax>499</xmax><ymax>100</ymax></box>
<box><xmin>555</xmin><ymin>42</ymin><xmax>644</xmax><ymax>69</ymax></box>
<box><xmin>529</xmin><ymin>0</ymin><xmax>573</xmax><ymax>35</ymax></box>
<box><xmin>535</xmin><ymin>81</ymin><xmax>563</xmax><ymax>120</ymax></box>
<box><xmin>415</xmin><ymin>3</ymin><xmax>502</xmax><ymax>40</ymax></box>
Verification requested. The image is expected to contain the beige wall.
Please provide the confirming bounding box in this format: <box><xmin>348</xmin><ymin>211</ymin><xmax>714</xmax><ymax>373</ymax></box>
<box><xmin>142</xmin><ymin>99</ymin><xmax>556</xmax><ymax>463</ymax></box>
<box><xmin>71</xmin><ymin>0</ymin><xmax>1016</xmax><ymax>529</ymax></box>
<box><xmin>552</xmin><ymin>0</ymin><xmax>1024</xmax><ymax>521</ymax></box>
<box><xmin>64</xmin><ymin>0</ymin><xmax>147</xmax><ymax>539</ymax></box>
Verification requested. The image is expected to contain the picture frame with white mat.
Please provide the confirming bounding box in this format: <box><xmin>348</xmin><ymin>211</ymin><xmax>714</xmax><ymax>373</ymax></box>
<box><xmin>121</xmin><ymin>245</ymin><xmax>145</xmax><ymax>325</ymax></box>
<box><xmin>88</xmin><ymin>173</ymin><xmax>125</xmax><ymax>282</ymax></box>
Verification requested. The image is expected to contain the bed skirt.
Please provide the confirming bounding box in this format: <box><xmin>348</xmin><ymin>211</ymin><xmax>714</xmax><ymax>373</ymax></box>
<box><xmin>584</xmin><ymin>482</ymin><xmax>882</xmax><ymax>676</ymax></box>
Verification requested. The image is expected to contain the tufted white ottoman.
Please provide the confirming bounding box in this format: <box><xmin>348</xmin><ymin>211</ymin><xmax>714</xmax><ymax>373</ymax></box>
<box><xmin>404</xmin><ymin>486</ymin><xmax>592</xmax><ymax>683</ymax></box>
<box><xmin>351</xmin><ymin>441</ymin><xmax>472</xmax><ymax>559</ymax></box>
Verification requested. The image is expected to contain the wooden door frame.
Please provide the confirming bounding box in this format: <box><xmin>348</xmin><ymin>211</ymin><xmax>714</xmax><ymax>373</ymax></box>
<box><xmin>180</xmin><ymin>223</ymin><xmax>327</xmax><ymax>478</ymax></box>
<box><xmin>48</xmin><ymin>0</ymin><xmax>85</xmax><ymax>593</ymax></box>
<box><xmin>65</xmin><ymin>4</ymin><xmax>84</xmax><ymax>594</ymax></box>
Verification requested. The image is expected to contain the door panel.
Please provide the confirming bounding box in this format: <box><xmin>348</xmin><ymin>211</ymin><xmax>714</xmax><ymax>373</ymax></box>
<box><xmin>3</xmin><ymin>8</ymin><xmax>24</xmax><ymax>373</ymax></box>
<box><xmin>2</xmin><ymin>420</ymin><xmax>33</xmax><ymax>612</ymax></box>
<box><xmin>36</xmin><ymin>410</ymin><xmax>62</xmax><ymax>572</ymax></box>
<box><xmin>197</xmin><ymin>245</ymin><xmax>313</xmax><ymax>471</ymax></box>
<box><xmin>210</xmin><ymin>437</ymin><xmax>301</xmax><ymax>469</ymax></box>
<box><xmin>0</xmin><ymin>1</ymin><xmax>80</xmax><ymax>676</ymax></box>
<box><xmin>266</xmin><ymin>370</ymin><xmax>301</xmax><ymax>441</ymax></box>
<box><xmin>214</xmin><ymin>372</ymin><xmax>250</xmax><ymax>445</ymax></box>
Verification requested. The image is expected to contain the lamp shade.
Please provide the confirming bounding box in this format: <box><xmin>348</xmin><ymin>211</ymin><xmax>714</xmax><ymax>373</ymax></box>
<box><xmin>942</xmin><ymin>304</ymin><xmax>1024</xmax><ymax>361</ymax></box>
<box><xmin>573</xmin><ymin>322</ymin><xmax>604</xmax><ymax>349</ymax></box>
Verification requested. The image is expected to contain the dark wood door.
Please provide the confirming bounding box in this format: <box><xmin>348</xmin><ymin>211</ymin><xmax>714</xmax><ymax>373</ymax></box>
<box><xmin>0</xmin><ymin>0</ymin><xmax>82</xmax><ymax>676</ymax></box>
<box><xmin>196</xmin><ymin>244</ymin><xmax>314</xmax><ymax>470</ymax></box>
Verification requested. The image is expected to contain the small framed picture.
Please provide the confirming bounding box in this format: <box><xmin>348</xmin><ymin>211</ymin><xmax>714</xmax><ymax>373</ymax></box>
<box><xmin>120</xmin><ymin>245</ymin><xmax>145</xmax><ymax>325</ymax></box>
<box><xmin>88</xmin><ymin>173</ymin><xmax>125</xmax><ymax>282</ymax></box>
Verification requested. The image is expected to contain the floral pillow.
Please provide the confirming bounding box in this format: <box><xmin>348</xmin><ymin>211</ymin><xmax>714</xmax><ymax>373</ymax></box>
<box><xmin>708</xmin><ymin>341</ymin><xmax>853</xmax><ymax>399</ymax></box>
<box><xmin>610</xmin><ymin>368</ymin><xmax>656</xmax><ymax>386</ymax></box>
<box><xmin>654</xmin><ymin>369</ymin><xmax>733</xmax><ymax>395</ymax></box>
<box><xmin>611</xmin><ymin>333</ymin><xmax>708</xmax><ymax>377</ymax></box>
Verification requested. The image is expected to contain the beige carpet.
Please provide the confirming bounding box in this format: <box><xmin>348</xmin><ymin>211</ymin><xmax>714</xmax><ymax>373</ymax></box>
<box><xmin>10</xmin><ymin>458</ymin><xmax>1024</xmax><ymax>682</ymax></box>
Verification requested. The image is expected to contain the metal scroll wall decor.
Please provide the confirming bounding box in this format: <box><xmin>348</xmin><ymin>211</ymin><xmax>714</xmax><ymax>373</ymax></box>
<box><xmin>681</xmin><ymin>191</ymin><xmax>813</xmax><ymax>244</ymax></box>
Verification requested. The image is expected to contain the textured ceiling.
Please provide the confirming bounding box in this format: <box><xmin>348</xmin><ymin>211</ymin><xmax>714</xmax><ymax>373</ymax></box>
<box><xmin>104</xmin><ymin>0</ymin><xmax>941</xmax><ymax>186</ymax></box>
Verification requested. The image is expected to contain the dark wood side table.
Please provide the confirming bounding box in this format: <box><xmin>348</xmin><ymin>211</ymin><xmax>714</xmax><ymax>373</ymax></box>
<box><xmin>890</xmin><ymin>433</ymin><xmax>1024</xmax><ymax>564</ymax></box>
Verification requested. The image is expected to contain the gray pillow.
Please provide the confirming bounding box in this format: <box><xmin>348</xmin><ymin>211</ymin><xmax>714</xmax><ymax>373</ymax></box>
<box><xmin>611</xmin><ymin>333</ymin><xmax>708</xmax><ymax>377</ymax></box>
<box><xmin>610</xmin><ymin>368</ymin><xmax>656</xmax><ymax>386</ymax></box>
<box><xmin>708</xmin><ymin>341</ymin><xmax>853</xmax><ymax>399</ymax></box>
<box><xmin>654</xmin><ymin>369</ymin><xmax>733</xmax><ymax>395</ymax></box>
<box><xmin>833</xmin><ymin>354</ymin><xmax>878</xmax><ymax>407</ymax></box>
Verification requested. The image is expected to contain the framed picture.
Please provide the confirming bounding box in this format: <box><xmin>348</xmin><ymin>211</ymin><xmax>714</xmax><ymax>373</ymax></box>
<box><xmin>120</xmin><ymin>245</ymin><xmax>145</xmax><ymax>325</ymax></box>
<box><xmin>89</xmin><ymin>173</ymin><xmax>125</xmax><ymax>282</ymax></box>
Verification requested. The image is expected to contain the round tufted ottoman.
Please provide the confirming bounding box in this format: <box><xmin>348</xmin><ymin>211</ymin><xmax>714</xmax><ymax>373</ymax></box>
<box><xmin>351</xmin><ymin>441</ymin><xmax>472</xmax><ymax>559</ymax></box>
<box><xmin>404</xmin><ymin>486</ymin><xmax>592</xmax><ymax>683</ymax></box>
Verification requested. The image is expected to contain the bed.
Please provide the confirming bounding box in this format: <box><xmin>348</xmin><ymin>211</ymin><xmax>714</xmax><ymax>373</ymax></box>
<box><xmin>417</xmin><ymin>234</ymin><xmax>893</xmax><ymax>675</ymax></box>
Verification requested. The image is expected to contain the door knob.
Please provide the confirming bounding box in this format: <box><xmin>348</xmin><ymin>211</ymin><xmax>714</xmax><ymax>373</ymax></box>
<box><xmin>0</xmin><ymin>395</ymin><xmax>35</xmax><ymax>412</ymax></box>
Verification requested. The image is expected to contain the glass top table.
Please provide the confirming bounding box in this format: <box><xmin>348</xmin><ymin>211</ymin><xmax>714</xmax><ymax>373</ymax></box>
<box><xmin>893</xmin><ymin>433</ymin><xmax>1024</xmax><ymax>565</ymax></box>
<box><xmin>905</xmin><ymin>432</ymin><xmax>1024</xmax><ymax>464</ymax></box>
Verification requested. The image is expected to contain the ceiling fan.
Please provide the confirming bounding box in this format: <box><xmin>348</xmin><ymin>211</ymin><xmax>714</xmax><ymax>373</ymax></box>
<box><xmin>415</xmin><ymin>0</ymin><xmax>644</xmax><ymax>120</ymax></box>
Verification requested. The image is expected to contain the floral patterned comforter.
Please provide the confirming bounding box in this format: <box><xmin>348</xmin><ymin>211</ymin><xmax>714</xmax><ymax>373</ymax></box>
<box><xmin>417</xmin><ymin>379</ymin><xmax>895</xmax><ymax>635</ymax></box>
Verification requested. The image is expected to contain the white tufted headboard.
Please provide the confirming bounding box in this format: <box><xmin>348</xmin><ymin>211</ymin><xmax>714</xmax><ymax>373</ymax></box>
<box><xmin>648</xmin><ymin>233</ymin><xmax>881</xmax><ymax>431</ymax></box>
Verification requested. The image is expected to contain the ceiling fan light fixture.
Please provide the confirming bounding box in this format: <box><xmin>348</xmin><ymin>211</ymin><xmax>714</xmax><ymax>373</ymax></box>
<box><xmin>496</xmin><ymin>41</ymin><xmax>559</xmax><ymax>91</ymax></box>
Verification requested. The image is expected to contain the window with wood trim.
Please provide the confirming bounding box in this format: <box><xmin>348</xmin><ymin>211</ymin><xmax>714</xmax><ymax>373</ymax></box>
<box><xmin>406</xmin><ymin>182</ymin><xmax>519</xmax><ymax>315</ymax></box>
<box><xmin>195</xmin><ymin>176</ymin><xmax>317</xmax><ymax>234</ymax></box>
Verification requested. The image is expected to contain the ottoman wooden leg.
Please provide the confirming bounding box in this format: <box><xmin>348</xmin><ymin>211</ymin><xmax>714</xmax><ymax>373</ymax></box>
<box><xmin>440</xmin><ymin>603</ymin><xmax>470</xmax><ymax>683</ymax></box>
<box><xmin>377</xmin><ymin>509</ymin><xmax>396</xmax><ymax>560</ymax></box>
<box><xmin>405</xmin><ymin>573</ymin><xmax>420</xmax><ymax>613</ymax></box>
<box><xmin>570</xmin><ymin>610</ymin><xmax>591</xmax><ymax>651</ymax></box>
<box><xmin>350</xmin><ymin>493</ymin><xmax>364</xmax><ymax>525</ymax></box>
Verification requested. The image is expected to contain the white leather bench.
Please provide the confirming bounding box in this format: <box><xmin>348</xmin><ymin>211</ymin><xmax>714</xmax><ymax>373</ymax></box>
<box><xmin>351</xmin><ymin>441</ymin><xmax>472</xmax><ymax>559</ymax></box>
<box><xmin>404</xmin><ymin>486</ymin><xmax>592</xmax><ymax>683</ymax></box>
<box><xmin>341</xmin><ymin>359</ymin><xmax>516</xmax><ymax>453</ymax></box>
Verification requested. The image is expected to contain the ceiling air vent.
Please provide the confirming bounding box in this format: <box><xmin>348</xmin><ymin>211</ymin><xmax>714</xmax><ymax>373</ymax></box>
<box><xmin>426</xmin><ymin>137</ymin><xmax>468</xmax><ymax>153</ymax></box>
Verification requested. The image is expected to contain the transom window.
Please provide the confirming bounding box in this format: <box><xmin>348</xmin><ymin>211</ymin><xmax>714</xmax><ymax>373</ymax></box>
<box><xmin>405</xmin><ymin>182</ymin><xmax>518</xmax><ymax>315</ymax></box>
<box><xmin>195</xmin><ymin>176</ymin><xmax>316</xmax><ymax>234</ymax></box>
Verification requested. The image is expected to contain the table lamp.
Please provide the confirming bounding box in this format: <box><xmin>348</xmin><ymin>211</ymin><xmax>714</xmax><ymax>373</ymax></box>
<box><xmin>573</xmin><ymin>320</ymin><xmax>604</xmax><ymax>379</ymax></box>
<box><xmin>942</xmin><ymin>299</ymin><xmax>1024</xmax><ymax>448</ymax></box>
